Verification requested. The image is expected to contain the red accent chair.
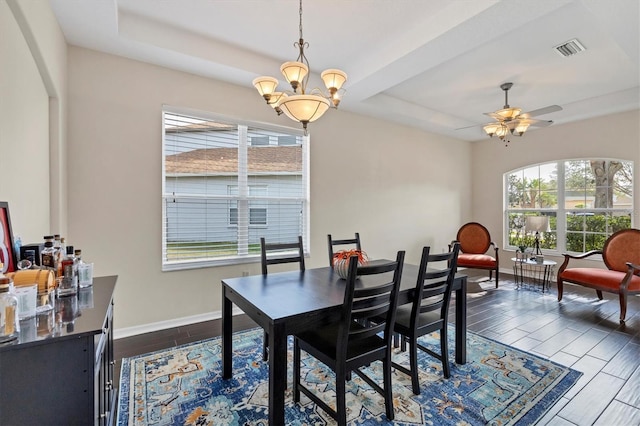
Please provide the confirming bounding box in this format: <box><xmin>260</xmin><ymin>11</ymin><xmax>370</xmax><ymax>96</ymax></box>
<box><xmin>451</xmin><ymin>222</ymin><xmax>499</xmax><ymax>288</ymax></box>
<box><xmin>557</xmin><ymin>228</ymin><xmax>640</xmax><ymax>324</ymax></box>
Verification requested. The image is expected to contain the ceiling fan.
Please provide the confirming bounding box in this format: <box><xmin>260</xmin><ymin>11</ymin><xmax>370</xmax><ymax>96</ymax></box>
<box><xmin>462</xmin><ymin>82</ymin><xmax>562</xmax><ymax>144</ymax></box>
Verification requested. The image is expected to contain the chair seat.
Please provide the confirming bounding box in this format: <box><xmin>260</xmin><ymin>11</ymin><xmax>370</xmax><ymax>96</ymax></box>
<box><xmin>296</xmin><ymin>323</ymin><xmax>386</xmax><ymax>363</ymax></box>
<box><xmin>560</xmin><ymin>268</ymin><xmax>640</xmax><ymax>292</ymax></box>
<box><xmin>394</xmin><ymin>305</ymin><xmax>442</xmax><ymax>332</ymax></box>
<box><xmin>457</xmin><ymin>253</ymin><xmax>497</xmax><ymax>268</ymax></box>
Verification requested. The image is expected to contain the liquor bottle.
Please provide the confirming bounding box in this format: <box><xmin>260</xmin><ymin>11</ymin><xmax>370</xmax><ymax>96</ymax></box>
<box><xmin>54</xmin><ymin>235</ymin><xmax>63</xmax><ymax>278</ymax></box>
<box><xmin>0</xmin><ymin>277</ymin><xmax>19</xmax><ymax>343</ymax></box>
<box><xmin>75</xmin><ymin>249</ymin><xmax>93</xmax><ymax>288</ymax></box>
<box><xmin>41</xmin><ymin>239</ymin><xmax>56</xmax><ymax>273</ymax></box>
<box><xmin>58</xmin><ymin>246</ymin><xmax>77</xmax><ymax>296</ymax></box>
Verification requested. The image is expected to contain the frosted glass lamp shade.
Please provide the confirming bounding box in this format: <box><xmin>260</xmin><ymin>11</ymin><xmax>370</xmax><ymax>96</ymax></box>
<box><xmin>252</xmin><ymin>77</ymin><xmax>279</xmax><ymax>100</ymax></box>
<box><xmin>483</xmin><ymin>123</ymin><xmax>500</xmax><ymax>137</ymax></box>
<box><xmin>321</xmin><ymin>69</ymin><xmax>348</xmax><ymax>92</ymax></box>
<box><xmin>495</xmin><ymin>107</ymin><xmax>522</xmax><ymax>120</ymax></box>
<box><xmin>278</xmin><ymin>94</ymin><xmax>330</xmax><ymax>124</ymax></box>
<box><xmin>513</xmin><ymin>120</ymin><xmax>531</xmax><ymax>136</ymax></box>
<box><xmin>267</xmin><ymin>92</ymin><xmax>287</xmax><ymax>107</ymax></box>
<box><xmin>280</xmin><ymin>61</ymin><xmax>308</xmax><ymax>91</ymax></box>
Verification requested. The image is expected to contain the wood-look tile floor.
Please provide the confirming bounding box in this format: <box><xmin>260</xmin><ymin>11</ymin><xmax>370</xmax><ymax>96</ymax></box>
<box><xmin>114</xmin><ymin>272</ymin><xmax>640</xmax><ymax>425</ymax></box>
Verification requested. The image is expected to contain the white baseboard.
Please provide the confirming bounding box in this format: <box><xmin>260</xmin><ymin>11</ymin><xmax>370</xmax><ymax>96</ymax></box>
<box><xmin>113</xmin><ymin>306</ymin><xmax>245</xmax><ymax>340</ymax></box>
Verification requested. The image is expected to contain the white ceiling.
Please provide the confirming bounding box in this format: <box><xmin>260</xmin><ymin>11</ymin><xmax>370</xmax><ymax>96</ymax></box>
<box><xmin>49</xmin><ymin>0</ymin><xmax>640</xmax><ymax>141</ymax></box>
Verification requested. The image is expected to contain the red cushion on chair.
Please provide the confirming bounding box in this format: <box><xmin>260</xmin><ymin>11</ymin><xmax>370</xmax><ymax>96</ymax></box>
<box><xmin>457</xmin><ymin>253</ymin><xmax>497</xmax><ymax>268</ymax></box>
<box><xmin>560</xmin><ymin>268</ymin><xmax>640</xmax><ymax>292</ymax></box>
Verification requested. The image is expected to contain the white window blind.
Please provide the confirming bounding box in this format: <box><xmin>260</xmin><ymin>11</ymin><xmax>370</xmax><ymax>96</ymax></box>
<box><xmin>162</xmin><ymin>108</ymin><xmax>309</xmax><ymax>270</ymax></box>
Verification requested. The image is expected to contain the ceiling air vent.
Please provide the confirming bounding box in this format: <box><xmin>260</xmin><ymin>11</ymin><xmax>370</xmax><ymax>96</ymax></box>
<box><xmin>554</xmin><ymin>38</ymin><xmax>586</xmax><ymax>57</ymax></box>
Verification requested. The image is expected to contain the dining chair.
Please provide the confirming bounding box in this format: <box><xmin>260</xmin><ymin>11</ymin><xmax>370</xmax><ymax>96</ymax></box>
<box><xmin>327</xmin><ymin>232</ymin><xmax>361</xmax><ymax>267</ymax></box>
<box><xmin>293</xmin><ymin>250</ymin><xmax>405</xmax><ymax>426</ymax></box>
<box><xmin>259</xmin><ymin>236</ymin><xmax>305</xmax><ymax>360</ymax></box>
<box><xmin>392</xmin><ymin>243</ymin><xmax>460</xmax><ymax>395</ymax></box>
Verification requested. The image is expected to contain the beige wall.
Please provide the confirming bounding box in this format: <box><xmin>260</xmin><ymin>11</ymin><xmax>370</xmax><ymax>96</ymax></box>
<box><xmin>471</xmin><ymin>109</ymin><xmax>640</xmax><ymax>270</ymax></box>
<box><xmin>0</xmin><ymin>1</ymin><xmax>62</xmax><ymax>245</ymax></box>
<box><xmin>66</xmin><ymin>47</ymin><xmax>472</xmax><ymax>335</ymax></box>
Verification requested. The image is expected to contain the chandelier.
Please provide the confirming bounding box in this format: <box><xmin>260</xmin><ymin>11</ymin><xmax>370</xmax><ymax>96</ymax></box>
<box><xmin>252</xmin><ymin>0</ymin><xmax>347</xmax><ymax>134</ymax></box>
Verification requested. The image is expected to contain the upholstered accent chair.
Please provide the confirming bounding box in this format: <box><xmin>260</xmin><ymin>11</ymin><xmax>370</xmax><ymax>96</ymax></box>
<box><xmin>557</xmin><ymin>228</ymin><xmax>640</xmax><ymax>324</ymax></box>
<box><xmin>451</xmin><ymin>222</ymin><xmax>499</xmax><ymax>287</ymax></box>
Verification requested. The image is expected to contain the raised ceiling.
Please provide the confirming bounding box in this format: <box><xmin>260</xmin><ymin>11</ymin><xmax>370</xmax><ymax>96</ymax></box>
<box><xmin>49</xmin><ymin>0</ymin><xmax>639</xmax><ymax>141</ymax></box>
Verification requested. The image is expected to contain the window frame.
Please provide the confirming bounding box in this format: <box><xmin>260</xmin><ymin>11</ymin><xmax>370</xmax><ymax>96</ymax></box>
<box><xmin>161</xmin><ymin>106</ymin><xmax>310</xmax><ymax>271</ymax></box>
<box><xmin>504</xmin><ymin>158</ymin><xmax>634</xmax><ymax>256</ymax></box>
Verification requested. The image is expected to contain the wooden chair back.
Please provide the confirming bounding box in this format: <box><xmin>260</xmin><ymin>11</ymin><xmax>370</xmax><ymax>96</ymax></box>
<box><xmin>410</xmin><ymin>243</ymin><xmax>460</xmax><ymax>328</ymax></box>
<box><xmin>338</xmin><ymin>251</ymin><xmax>404</xmax><ymax>358</ymax></box>
<box><xmin>327</xmin><ymin>233</ymin><xmax>362</xmax><ymax>267</ymax></box>
<box><xmin>260</xmin><ymin>236</ymin><xmax>305</xmax><ymax>275</ymax></box>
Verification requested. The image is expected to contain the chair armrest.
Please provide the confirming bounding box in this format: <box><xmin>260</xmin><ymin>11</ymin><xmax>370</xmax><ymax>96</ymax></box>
<box><xmin>626</xmin><ymin>262</ymin><xmax>640</xmax><ymax>275</ymax></box>
<box><xmin>489</xmin><ymin>242</ymin><xmax>499</xmax><ymax>262</ymax></box>
<box><xmin>558</xmin><ymin>250</ymin><xmax>603</xmax><ymax>274</ymax></box>
<box><xmin>448</xmin><ymin>240</ymin><xmax>459</xmax><ymax>251</ymax></box>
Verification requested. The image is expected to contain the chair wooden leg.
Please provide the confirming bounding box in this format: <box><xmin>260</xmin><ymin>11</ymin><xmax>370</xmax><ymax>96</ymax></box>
<box><xmin>596</xmin><ymin>290</ymin><xmax>604</xmax><ymax>300</ymax></box>
<box><xmin>619</xmin><ymin>292</ymin><xmax>627</xmax><ymax>324</ymax></box>
<box><xmin>263</xmin><ymin>330</ymin><xmax>269</xmax><ymax>361</ymax></box>
<box><xmin>409</xmin><ymin>336</ymin><xmax>420</xmax><ymax>395</ymax></box>
<box><xmin>440</xmin><ymin>328</ymin><xmax>450</xmax><ymax>378</ymax></box>
<box><xmin>293</xmin><ymin>338</ymin><xmax>301</xmax><ymax>402</ymax></box>
<box><xmin>336</xmin><ymin>366</ymin><xmax>347</xmax><ymax>426</ymax></box>
<box><xmin>495</xmin><ymin>268</ymin><xmax>499</xmax><ymax>288</ymax></box>
<box><xmin>557</xmin><ymin>279</ymin><xmax>564</xmax><ymax>301</ymax></box>
<box><xmin>383</xmin><ymin>355</ymin><xmax>395</xmax><ymax>421</ymax></box>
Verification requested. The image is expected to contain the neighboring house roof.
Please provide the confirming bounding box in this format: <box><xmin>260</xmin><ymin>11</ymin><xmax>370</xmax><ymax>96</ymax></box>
<box><xmin>165</xmin><ymin>146</ymin><xmax>302</xmax><ymax>174</ymax></box>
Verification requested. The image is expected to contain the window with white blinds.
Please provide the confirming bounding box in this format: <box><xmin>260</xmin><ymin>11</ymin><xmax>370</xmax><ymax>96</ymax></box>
<box><xmin>162</xmin><ymin>108</ymin><xmax>309</xmax><ymax>270</ymax></box>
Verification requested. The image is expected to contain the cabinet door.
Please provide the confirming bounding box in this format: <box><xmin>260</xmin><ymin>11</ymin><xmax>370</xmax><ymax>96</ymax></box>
<box><xmin>95</xmin><ymin>302</ymin><xmax>115</xmax><ymax>425</ymax></box>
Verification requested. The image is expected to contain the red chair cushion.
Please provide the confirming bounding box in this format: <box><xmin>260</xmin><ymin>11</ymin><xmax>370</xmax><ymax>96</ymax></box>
<box><xmin>560</xmin><ymin>268</ymin><xmax>640</xmax><ymax>292</ymax></box>
<box><xmin>458</xmin><ymin>253</ymin><xmax>497</xmax><ymax>268</ymax></box>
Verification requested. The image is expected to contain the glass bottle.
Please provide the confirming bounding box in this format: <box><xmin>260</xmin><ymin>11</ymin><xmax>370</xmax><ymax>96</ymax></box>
<box><xmin>76</xmin><ymin>249</ymin><xmax>93</xmax><ymax>288</ymax></box>
<box><xmin>58</xmin><ymin>246</ymin><xmax>78</xmax><ymax>296</ymax></box>
<box><xmin>41</xmin><ymin>240</ymin><xmax>56</xmax><ymax>273</ymax></box>
<box><xmin>54</xmin><ymin>235</ymin><xmax>64</xmax><ymax>278</ymax></box>
<box><xmin>0</xmin><ymin>277</ymin><xmax>19</xmax><ymax>344</ymax></box>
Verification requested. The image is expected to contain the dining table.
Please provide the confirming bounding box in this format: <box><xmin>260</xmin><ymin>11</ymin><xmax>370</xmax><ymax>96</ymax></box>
<box><xmin>221</xmin><ymin>261</ymin><xmax>468</xmax><ymax>425</ymax></box>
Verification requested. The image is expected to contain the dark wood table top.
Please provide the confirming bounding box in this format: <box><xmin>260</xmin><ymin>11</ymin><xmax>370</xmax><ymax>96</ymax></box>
<box><xmin>222</xmin><ymin>262</ymin><xmax>466</xmax><ymax>325</ymax></box>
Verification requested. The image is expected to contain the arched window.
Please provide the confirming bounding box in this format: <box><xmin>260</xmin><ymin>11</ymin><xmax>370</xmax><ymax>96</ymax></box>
<box><xmin>504</xmin><ymin>159</ymin><xmax>633</xmax><ymax>254</ymax></box>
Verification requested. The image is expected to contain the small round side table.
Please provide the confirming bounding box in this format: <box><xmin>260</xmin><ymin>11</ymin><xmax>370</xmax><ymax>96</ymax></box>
<box><xmin>511</xmin><ymin>257</ymin><xmax>557</xmax><ymax>292</ymax></box>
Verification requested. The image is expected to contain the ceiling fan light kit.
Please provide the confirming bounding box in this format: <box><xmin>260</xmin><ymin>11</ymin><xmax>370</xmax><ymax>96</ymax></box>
<box><xmin>252</xmin><ymin>0</ymin><xmax>347</xmax><ymax>134</ymax></box>
<box><xmin>482</xmin><ymin>82</ymin><xmax>561</xmax><ymax>146</ymax></box>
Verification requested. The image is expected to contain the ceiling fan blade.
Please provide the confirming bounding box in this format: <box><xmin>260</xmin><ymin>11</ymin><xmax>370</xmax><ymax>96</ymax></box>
<box><xmin>455</xmin><ymin>123</ymin><xmax>484</xmax><ymax>131</ymax></box>
<box><xmin>529</xmin><ymin>119</ymin><xmax>553</xmax><ymax>127</ymax></box>
<box><xmin>520</xmin><ymin>105</ymin><xmax>562</xmax><ymax>118</ymax></box>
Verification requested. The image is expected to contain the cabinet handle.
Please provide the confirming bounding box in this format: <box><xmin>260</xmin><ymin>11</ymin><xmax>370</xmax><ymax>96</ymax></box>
<box><xmin>105</xmin><ymin>380</ymin><xmax>113</xmax><ymax>391</ymax></box>
<box><xmin>110</xmin><ymin>360</ymin><xmax>116</xmax><ymax>366</ymax></box>
<box><xmin>99</xmin><ymin>412</ymin><xmax>107</xmax><ymax>419</ymax></box>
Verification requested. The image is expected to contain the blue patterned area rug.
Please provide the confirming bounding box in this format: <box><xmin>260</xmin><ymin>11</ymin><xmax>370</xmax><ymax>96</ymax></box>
<box><xmin>117</xmin><ymin>327</ymin><xmax>581</xmax><ymax>425</ymax></box>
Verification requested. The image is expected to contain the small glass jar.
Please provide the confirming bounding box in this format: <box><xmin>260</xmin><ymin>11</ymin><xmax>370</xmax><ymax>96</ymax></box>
<box><xmin>0</xmin><ymin>277</ymin><xmax>19</xmax><ymax>344</ymax></box>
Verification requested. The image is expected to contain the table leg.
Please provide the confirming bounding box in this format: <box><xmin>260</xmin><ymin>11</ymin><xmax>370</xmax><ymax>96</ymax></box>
<box><xmin>222</xmin><ymin>286</ymin><xmax>232</xmax><ymax>379</ymax></box>
<box><xmin>268</xmin><ymin>323</ymin><xmax>287</xmax><ymax>424</ymax></box>
<box><xmin>455</xmin><ymin>276</ymin><xmax>467</xmax><ymax>364</ymax></box>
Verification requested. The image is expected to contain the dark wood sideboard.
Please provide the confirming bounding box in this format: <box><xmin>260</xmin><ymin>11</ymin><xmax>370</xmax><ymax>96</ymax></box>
<box><xmin>0</xmin><ymin>275</ymin><xmax>117</xmax><ymax>425</ymax></box>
